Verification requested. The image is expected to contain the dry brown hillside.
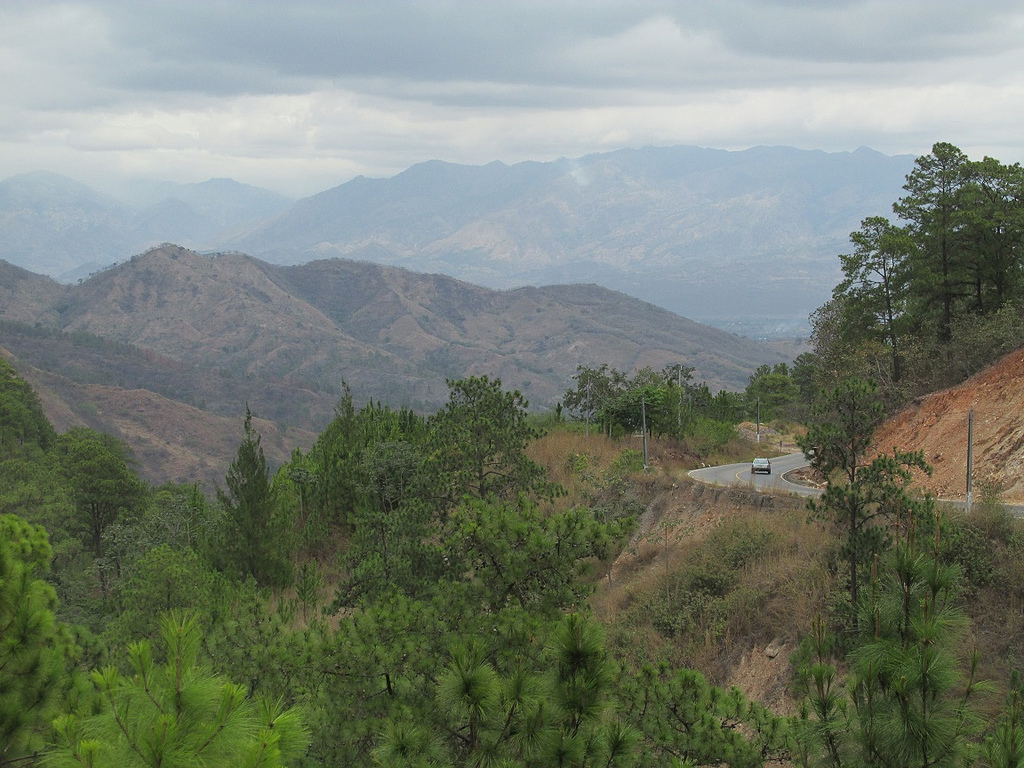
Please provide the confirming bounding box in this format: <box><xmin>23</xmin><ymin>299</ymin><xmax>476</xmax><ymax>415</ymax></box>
<box><xmin>873</xmin><ymin>347</ymin><xmax>1024</xmax><ymax>503</ymax></box>
<box><xmin>2</xmin><ymin>347</ymin><xmax>315</xmax><ymax>489</ymax></box>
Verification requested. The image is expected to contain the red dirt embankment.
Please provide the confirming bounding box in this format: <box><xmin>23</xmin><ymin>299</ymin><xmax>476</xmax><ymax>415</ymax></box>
<box><xmin>873</xmin><ymin>348</ymin><xmax>1024</xmax><ymax>503</ymax></box>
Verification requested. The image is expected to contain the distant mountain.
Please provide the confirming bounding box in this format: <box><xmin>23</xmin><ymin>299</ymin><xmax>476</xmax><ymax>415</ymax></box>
<box><xmin>0</xmin><ymin>259</ymin><xmax>65</xmax><ymax>323</ymax></box>
<box><xmin>3</xmin><ymin>243</ymin><xmax>787</xmax><ymax>408</ymax></box>
<box><xmin>1</xmin><ymin>244</ymin><xmax>790</xmax><ymax>484</ymax></box>
<box><xmin>1</xmin><ymin>145</ymin><xmax>915</xmax><ymax>335</ymax></box>
<box><xmin>0</xmin><ymin>171</ymin><xmax>136</xmax><ymax>278</ymax></box>
<box><xmin>37</xmin><ymin>244</ymin><xmax>783</xmax><ymax>398</ymax></box>
<box><xmin>0</xmin><ymin>172</ymin><xmax>292</xmax><ymax>280</ymax></box>
<box><xmin>125</xmin><ymin>177</ymin><xmax>294</xmax><ymax>241</ymax></box>
<box><xmin>232</xmin><ymin>145</ymin><xmax>916</xmax><ymax>333</ymax></box>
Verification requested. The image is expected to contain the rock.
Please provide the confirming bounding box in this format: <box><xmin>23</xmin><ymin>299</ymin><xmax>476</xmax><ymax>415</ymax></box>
<box><xmin>764</xmin><ymin>638</ymin><xmax>788</xmax><ymax>659</ymax></box>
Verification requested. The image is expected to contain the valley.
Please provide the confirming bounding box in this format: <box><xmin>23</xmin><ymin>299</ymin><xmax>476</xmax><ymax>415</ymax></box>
<box><xmin>1</xmin><ymin>243</ymin><xmax>788</xmax><ymax>485</ymax></box>
<box><xmin>4</xmin><ymin>141</ymin><xmax>1024</xmax><ymax>768</ymax></box>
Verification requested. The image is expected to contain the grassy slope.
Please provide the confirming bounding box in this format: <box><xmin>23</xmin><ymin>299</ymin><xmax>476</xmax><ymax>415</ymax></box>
<box><xmin>531</xmin><ymin>426</ymin><xmax>1024</xmax><ymax>719</ymax></box>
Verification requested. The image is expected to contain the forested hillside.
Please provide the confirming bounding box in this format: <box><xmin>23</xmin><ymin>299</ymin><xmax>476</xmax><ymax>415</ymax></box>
<box><xmin>5</xmin><ymin>345</ymin><xmax>1024</xmax><ymax>767</ymax></box>
<box><xmin>799</xmin><ymin>141</ymin><xmax>1024</xmax><ymax>502</ymax></box>
<box><xmin>6</xmin><ymin>142</ymin><xmax>1024</xmax><ymax>768</ymax></box>
<box><xmin>0</xmin><ymin>359</ymin><xmax>798</xmax><ymax>767</ymax></box>
<box><xmin>809</xmin><ymin>142</ymin><xmax>1024</xmax><ymax>408</ymax></box>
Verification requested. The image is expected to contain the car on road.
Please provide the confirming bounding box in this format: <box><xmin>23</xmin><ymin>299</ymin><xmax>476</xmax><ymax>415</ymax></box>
<box><xmin>751</xmin><ymin>457</ymin><xmax>772</xmax><ymax>475</ymax></box>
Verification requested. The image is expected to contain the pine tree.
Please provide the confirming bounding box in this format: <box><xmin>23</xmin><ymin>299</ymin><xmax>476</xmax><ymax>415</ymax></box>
<box><xmin>893</xmin><ymin>142</ymin><xmax>972</xmax><ymax>343</ymax></box>
<box><xmin>834</xmin><ymin>217</ymin><xmax>915</xmax><ymax>384</ymax></box>
<box><xmin>428</xmin><ymin>375</ymin><xmax>562</xmax><ymax>506</ymax></box>
<box><xmin>0</xmin><ymin>515</ymin><xmax>73</xmax><ymax>767</ymax></box>
<box><xmin>0</xmin><ymin>358</ymin><xmax>55</xmax><ymax>458</ymax></box>
<box><xmin>800</xmin><ymin>377</ymin><xmax>931</xmax><ymax>612</ymax></box>
<box><xmin>46</xmin><ymin>611</ymin><xmax>310</xmax><ymax>768</ymax></box>
<box><xmin>218</xmin><ymin>407</ymin><xmax>290</xmax><ymax>587</ymax></box>
<box><xmin>794</xmin><ymin>519</ymin><xmax>988</xmax><ymax>768</ymax></box>
<box><xmin>55</xmin><ymin>427</ymin><xmax>146</xmax><ymax>561</ymax></box>
<box><xmin>984</xmin><ymin>671</ymin><xmax>1024</xmax><ymax>768</ymax></box>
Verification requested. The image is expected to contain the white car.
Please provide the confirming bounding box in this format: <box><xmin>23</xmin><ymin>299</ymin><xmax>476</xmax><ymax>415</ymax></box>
<box><xmin>751</xmin><ymin>457</ymin><xmax>772</xmax><ymax>475</ymax></box>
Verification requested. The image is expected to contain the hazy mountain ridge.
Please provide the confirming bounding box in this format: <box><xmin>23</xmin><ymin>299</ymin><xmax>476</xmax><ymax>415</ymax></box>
<box><xmin>234</xmin><ymin>145</ymin><xmax>915</xmax><ymax>330</ymax></box>
<box><xmin>1</xmin><ymin>146</ymin><xmax>914</xmax><ymax>332</ymax></box>
<box><xmin>38</xmin><ymin>245</ymin><xmax>780</xmax><ymax>400</ymax></box>
<box><xmin>0</xmin><ymin>171</ymin><xmax>292</xmax><ymax>280</ymax></box>
<box><xmin>3</xmin><ymin>244</ymin><xmax>786</xmax><ymax>406</ymax></box>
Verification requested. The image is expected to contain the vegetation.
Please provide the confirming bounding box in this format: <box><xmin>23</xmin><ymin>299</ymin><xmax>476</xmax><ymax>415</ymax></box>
<box><xmin>561</xmin><ymin>362</ymin><xmax>804</xmax><ymax>462</ymax></box>
<box><xmin>47</xmin><ymin>612</ymin><xmax>310</xmax><ymax>768</ymax></box>
<box><xmin>0</xmin><ymin>515</ymin><xmax>74</xmax><ymax>766</ymax></box>
<box><xmin>2</xmin><ymin>362</ymin><xmax>795</xmax><ymax>767</ymax></box>
<box><xmin>6</xmin><ymin>343</ymin><xmax>1022</xmax><ymax>766</ymax></box>
<box><xmin>798</xmin><ymin>377</ymin><xmax>932</xmax><ymax>610</ymax></box>
<box><xmin>811</xmin><ymin>142</ymin><xmax>1024</xmax><ymax>406</ymax></box>
<box><xmin>218</xmin><ymin>407</ymin><xmax>292</xmax><ymax>587</ymax></box>
<box><xmin>4</xmin><ymin>142</ymin><xmax>1024</xmax><ymax>768</ymax></box>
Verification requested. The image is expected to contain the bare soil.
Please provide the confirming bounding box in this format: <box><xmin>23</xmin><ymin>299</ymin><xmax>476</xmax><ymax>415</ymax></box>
<box><xmin>873</xmin><ymin>348</ymin><xmax>1024</xmax><ymax>502</ymax></box>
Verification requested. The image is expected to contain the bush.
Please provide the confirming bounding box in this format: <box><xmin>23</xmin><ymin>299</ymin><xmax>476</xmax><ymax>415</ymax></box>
<box><xmin>688</xmin><ymin>418</ymin><xmax>738</xmax><ymax>459</ymax></box>
<box><xmin>609</xmin><ymin>448</ymin><xmax>646</xmax><ymax>477</ymax></box>
<box><xmin>942</xmin><ymin>518</ymin><xmax>994</xmax><ymax>591</ymax></box>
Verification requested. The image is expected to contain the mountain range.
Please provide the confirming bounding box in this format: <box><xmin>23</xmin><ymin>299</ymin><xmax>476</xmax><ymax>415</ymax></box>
<box><xmin>0</xmin><ymin>145</ymin><xmax>915</xmax><ymax>336</ymax></box>
<box><xmin>0</xmin><ymin>245</ymin><xmax>792</xmax><ymax>486</ymax></box>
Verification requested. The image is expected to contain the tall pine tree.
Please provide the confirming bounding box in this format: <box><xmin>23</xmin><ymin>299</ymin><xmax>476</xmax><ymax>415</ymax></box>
<box><xmin>0</xmin><ymin>515</ymin><xmax>74</xmax><ymax>767</ymax></box>
<box><xmin>218</xmin><ymin>407</ymin><xmax>290</xmax><ymax>587</ymax></box>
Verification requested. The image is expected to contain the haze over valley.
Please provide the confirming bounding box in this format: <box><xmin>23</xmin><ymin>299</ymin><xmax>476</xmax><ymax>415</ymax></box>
<box><xmin>0</xmin><ymin>144</ymin><xmax>914</xmax><ymax>337</ymax></box>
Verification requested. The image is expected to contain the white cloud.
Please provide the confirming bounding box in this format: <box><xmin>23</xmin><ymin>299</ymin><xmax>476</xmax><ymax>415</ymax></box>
<box><xmin>2</xmin><ymin>0</ymin><xmax>1024</xmax><ymax>194</ymax></box>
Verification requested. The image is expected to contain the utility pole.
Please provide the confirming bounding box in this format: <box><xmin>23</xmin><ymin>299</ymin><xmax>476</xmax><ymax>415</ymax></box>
<box><xmin>756</xmin><ymin>397</ymin><xmax>761</xmax><ymax>444</ymax></box>
<box><xmin>966</xmin><ymin>405</ymin><xmax>974</xmax><ymax>513</ymax></box>
<box><xmin>641</xmin><ymin>394</ymin><xmax>649</xmax><ymax>471</ymax></box>
<box><xmin>585</xmin><ymin>379</ymin><xmax>591</xmax><ymax>440</ymax></box>
<box><xmin>677</xmin><ymin>366</ymin><xmax>682</xmax><ymax>433</ymax></box>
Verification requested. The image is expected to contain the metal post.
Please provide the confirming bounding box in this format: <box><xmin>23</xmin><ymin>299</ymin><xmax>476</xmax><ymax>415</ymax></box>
<box><xmin>585</xmin><ymin>380</ymin><xmax>591</xmax><ymax>440</ymax></box>
<box><xmin>641</xmin><ymin>394</ymin><xmax>649</xmax><ymax>470</ymax></box>
<box><xmin>677</xmin><ymin>366</ymin><xmax>682</xmax><ymax>433</ymax></box>
<box><xmin>966</xmin><ymin>405</ymin><xmax>974</xmax><ymax>513</ymax></box>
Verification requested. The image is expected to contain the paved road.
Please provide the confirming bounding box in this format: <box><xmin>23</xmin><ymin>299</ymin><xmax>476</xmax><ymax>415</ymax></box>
<box><xmin>688</xmin><ymin>451</ymin><xmax>822</xmax><ymax>497</ymax></box>
<box><xmin>689</xmin><ymin>454</ymin><xmax>1024</xmax><ymax>515</ymax></box>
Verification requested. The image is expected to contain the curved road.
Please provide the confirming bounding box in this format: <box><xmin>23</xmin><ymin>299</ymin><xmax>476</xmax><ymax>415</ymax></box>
<box><xmin>688</xmin><ymin>452</ymin><xmax>821</xmax><ymax>497</ymax></box>
<box><xmin>689</xmin><ymin>454</ymin><xmax>1024</xmax><ymax>517</ymax></box>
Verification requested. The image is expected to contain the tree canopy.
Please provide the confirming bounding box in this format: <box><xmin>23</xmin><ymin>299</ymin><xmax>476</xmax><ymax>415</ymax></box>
<box><xmin>816</xmin><ymin>142</ymin><xmax>1024</xmax><ymax>404</ymax></box>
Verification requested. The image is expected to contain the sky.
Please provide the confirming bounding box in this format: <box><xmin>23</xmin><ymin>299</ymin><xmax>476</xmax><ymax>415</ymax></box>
<box><xmin>2</xmin><ymin>0</ymin><xmax>1023</xmax><ymax>198</ymax></box>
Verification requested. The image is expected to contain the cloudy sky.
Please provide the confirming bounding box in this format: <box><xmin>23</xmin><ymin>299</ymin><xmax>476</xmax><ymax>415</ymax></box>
<box><xmin>2</xmin><ymin>0</ymin><xmax>1023</xmax><ymax>197</ymax></box>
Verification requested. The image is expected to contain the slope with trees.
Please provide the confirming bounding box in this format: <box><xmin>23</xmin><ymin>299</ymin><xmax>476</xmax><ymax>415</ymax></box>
<box><xmin>2</xmin><ymin>356</ymin><xmax>816</xmax><ymax>767</ymax></box>
<box><xmin>7</xmin><ymin>144</ymin><xmax>1024</xmax><ymax>766</ymax></box>
<box><xmin>813</xmin><ymin>142</ymin><xmax>1024</xmax><ymax>405</ymax></box>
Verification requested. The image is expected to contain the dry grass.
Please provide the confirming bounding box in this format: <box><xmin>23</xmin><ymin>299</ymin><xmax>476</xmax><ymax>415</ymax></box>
<box><xmin>536</xmin><ymin>423</ymin><xmax>1024</xmax><ymax>710</ymax></box>
<box><xmin>528</xmin><ymin>426</ymin><xmax>661</xmax><ymax>516</ymax></box>
<box><xmin>746</xmin><ymin>509</ymin><xmax>836</xmax><ymax>636</ymax></box>
<box><xmin>590</xmin><ymin>467</ymin><xmax>834</xmax><ymax>682</ymax></box>
<box><xmin>592</xmin><ymin>468</ymin><xmax>1024</xmax><ymax>712</ymax></box>
<box><xmin>529</xmin><ymin>428</ymin><xmax>626</xmax><ymax>490</ymax></box>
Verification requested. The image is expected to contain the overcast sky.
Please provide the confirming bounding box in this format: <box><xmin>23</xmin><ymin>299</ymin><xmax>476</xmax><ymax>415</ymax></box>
<box><xmin>2</xmin><ymin>1</ymin><xmax>1023</xmax><ymax>197</ymax></box>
